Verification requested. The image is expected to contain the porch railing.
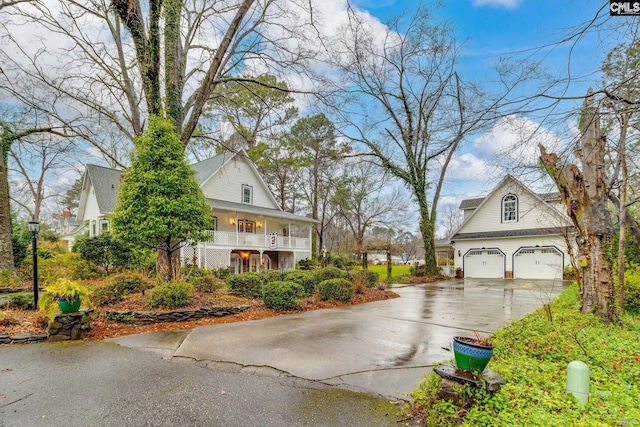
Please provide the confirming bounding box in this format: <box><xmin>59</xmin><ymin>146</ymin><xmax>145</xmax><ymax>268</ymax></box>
<box><xmin>200</xmin><ymin>230</ymin><xmax>310</xmax><ymax>250</ymax></box>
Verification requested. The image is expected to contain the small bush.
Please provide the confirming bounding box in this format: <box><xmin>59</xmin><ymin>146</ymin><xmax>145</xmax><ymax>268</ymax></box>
<box><xmin>148</xmin><ymin>282</ymin><xmax>193</xmax><ymax>308</ymax></box>
<box><xmin>6</xmin><ymin>293</ymin><xmax>34</xmax><ymax>310</ymax></box>
<box><xmin>61</xmin><ymin>252</ymin><xmax>100</xmax><ymax>280</ymax></box>
<box><xmin>73</xmin><ymin>233</ymin><xmax>134</xmax><ymax>273</ymax></box>
<box><xmin>317</xmin><ymin>266</ymin><xmax>348</xmax><ymax>281</ymax></box>
<box><xmin>0</xmin><ymin>269</ymin><xmax>21</xmax><ymax>288</ymax></box>
<box><xmin>227</xmin><ymin>272</ymin><xmax>265</xmax><ymax>298</ymax></box>
<box><xmin>93</xmin><ymin>272</ymin><xmax>148</xmax><ymax>306</ymax></box>
<box><xmin>284</xmin><ymin>270</ymin><xmax>318</xmax><ymax>296</ymax></box>
<box><xmin>263</xmin><ymin>269</ymin><xmax>286</xmax><ymax>284</ymax></box>
<box><xmin>190</xmin><ymin>275</ymin><xmax>225</xmax><ymax>293</ymax></box>
<box><xmin>213</xmin><ymin>267</ymin><xmax>231</xmax><ymax>279</ymax></box>
<box><xmin>297</xmin><ymin>258</ymin><xmax>315</xmax><ymax>270</ymax></box>
<box><xmin>326</xmin><ymin>253</ymin><xmax>358</xmax><ymax>269</ymax></box>
<box><xmin>0</xmin><ymin>311</ymin><xmax>19</xmax><ymax>326</ymax></box>
<box><xmin>262</xmin><ymin>280</ymin><xmax>305</xmax><ymax>311</ymax></box>
<box><xmin>411</xmin><ymin>265</ymin><xmax>426</xmax><ymax>277</ymax></box>
<box><xmin>318</xmin><ymin>278</ymin><xmax>354</xmax><ymax>302</ymax></box>
<box><xmin>348</xmin><ymin>269</ymin><xmax>379</xmax><ymax>289</ymax></box>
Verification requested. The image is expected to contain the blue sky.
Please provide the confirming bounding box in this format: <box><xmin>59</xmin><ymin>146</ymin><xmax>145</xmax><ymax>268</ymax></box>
<box><xmin>351</xmin><ymin>0</ymin><xmax>612</xmax><ymax>204</ymax></box>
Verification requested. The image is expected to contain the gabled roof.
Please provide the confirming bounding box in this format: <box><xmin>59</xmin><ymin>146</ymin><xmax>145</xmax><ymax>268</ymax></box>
<box><xmin>452</xmin><ymin>175</ymin><xmax>567</xmax><ymax>239</ymax></box>
<box><xmin>84</xmin><ymin>164</ymin><xmax>122</xmax><ymax>214</ymax></box>
<box><xmin>77</xmin><ymin>150</ymin><xmax>302</xmax><ymax>221</ymax></box>
<box><xmin>459</xmin><ymin>191</ymin><xmax>561</xmax><ymax>210</ymax></box>
<box><xmin>191</xmin><ymin>151</ymin><xmax>234</xmax><ymax>185</ymax></box>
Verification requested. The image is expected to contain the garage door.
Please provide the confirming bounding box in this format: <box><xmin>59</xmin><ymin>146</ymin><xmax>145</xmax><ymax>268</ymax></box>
<box><xmin>463</xmin><ymin>249</ymin><xmax>504</xmax><ymax>278</ymax></box>
<box><xmin>513</xmin><ymin>247</ymin><xmax>563</xmax><ymax>280</ymax></box>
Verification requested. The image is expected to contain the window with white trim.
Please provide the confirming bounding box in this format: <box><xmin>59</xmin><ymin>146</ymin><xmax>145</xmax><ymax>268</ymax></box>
<box><xmin>242</xmin><ymin>184</ymin><xmax>253</xmax><ymax>204</ymax></box>
<box><xmin>100</xmin><ymin>219</ymin><xmax>109</xmax><ymax>234</ymax></box>
<box><xmin>502</xmin><ymin>194</ymin><xmax>518</xmax><ymax>222</ymax></box>
<box><xmin>238</xmin><ymin>220</ymin><xmax>255</xmax><ymax>233</ymax></box>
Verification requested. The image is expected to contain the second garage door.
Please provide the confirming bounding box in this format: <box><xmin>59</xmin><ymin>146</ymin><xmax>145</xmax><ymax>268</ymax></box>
<box><xmin>463</xmin><ymin>249</ymin><xmax>504</xmax><ymax>278</ymax></box>
<box><xmin>513</xmin><ymin>246</ymin><xmax>564</xmax><ymax>280</ymax></box>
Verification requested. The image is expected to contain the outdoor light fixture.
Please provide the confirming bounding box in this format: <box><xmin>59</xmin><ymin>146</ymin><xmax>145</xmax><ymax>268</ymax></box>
<box><xmin>257</xmin><ymin>222</ymin><xmax>262</xmax><ymax>228</ymax></box>
<box><xmin>27</xmin><ymin>218</ymin><xmax>40</xmax><ymax>310</ymax></box>
<box><xmin>230</xmin><ymin>218</ymin><xmax>236</xmax><ymax>225</ymax></box>
<box><xmin>458</xmin><ymin>250</ymin><xmax>461</xmax><ymax>257</ymax></box>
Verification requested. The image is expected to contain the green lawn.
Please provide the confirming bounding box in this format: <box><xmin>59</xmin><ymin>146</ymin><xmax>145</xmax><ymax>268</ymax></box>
<box><xmin>363</xmin><ymin>264</ymin><xmax>413</xmax><ymax>279</ymax></box>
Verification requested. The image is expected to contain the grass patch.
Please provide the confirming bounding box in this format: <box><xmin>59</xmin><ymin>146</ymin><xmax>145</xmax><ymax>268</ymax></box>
<box><xmin>409</xmin><ymin>283</ymin><xmax>640</xmax><ymax>426</ymax></box>
<box><xmin>364</xmin><ymin>264</ymin><xmax>412</xmax><ymax>279</ymax></box>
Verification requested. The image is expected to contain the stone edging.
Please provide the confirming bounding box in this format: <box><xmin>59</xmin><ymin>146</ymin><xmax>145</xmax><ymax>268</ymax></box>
<box><xmin>0</xmin><ymin>304</ymin><xmax>252</xmax><ymax>345</ymax></box>
<box><xmin>97</xmin><ymin>304</ymin><xmax>252</xmax><ymax>325</ymax></box>
<box><xmin>0</xmin><ymin>334</ymin><xmax>48</xmax><ymax>345</ymax></box>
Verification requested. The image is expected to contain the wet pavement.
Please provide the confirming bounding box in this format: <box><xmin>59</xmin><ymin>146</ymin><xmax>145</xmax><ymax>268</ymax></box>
<box><xmin>109</xmin><ymin>278</ymin><xmax>569</xmax><ymax>401</ymax></box>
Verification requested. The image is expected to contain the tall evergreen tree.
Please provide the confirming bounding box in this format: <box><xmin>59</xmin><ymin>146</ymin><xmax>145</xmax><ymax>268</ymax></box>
<box><xmin>113</xmin><ymin>117</ymin><xmax>213</xmax><ymax>281</ymax></box>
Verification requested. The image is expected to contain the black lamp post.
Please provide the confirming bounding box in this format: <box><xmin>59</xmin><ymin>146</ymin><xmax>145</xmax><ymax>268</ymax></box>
<box><xmin>27</xmin><ymin>218</ymin><xmax>40</xmax><ymax>310</ymax></box>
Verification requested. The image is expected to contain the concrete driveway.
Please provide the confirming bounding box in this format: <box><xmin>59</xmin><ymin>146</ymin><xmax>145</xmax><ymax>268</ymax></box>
<box><xmin>110</xmin><ymin>278</ymin><xmax>568</xmax><ymax>400</ymax></box>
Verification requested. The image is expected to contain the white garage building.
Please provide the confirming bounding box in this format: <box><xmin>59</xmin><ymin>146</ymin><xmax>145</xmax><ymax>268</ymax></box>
<box><xmin>450</xmin><ymin>175</ymin><xmax>574</xmax><ymax>280</ymax></box>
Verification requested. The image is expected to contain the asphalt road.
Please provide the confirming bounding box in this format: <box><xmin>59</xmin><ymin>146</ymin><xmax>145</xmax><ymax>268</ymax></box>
<box><xmin>0</xmin><ymin>341</ymin><xmax>404</xmax><ymax>427</ymax></box>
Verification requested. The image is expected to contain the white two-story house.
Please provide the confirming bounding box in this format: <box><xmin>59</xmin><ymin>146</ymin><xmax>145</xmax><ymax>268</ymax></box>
<box><xmin>67</xmin><ymin>151</ymin><xmax>315</xmax><ymax>273</ymax></box>
<box><xmin>450</xmin><ymin>175</ymin><xmax>574</xmax><ymax>280</ymax></box>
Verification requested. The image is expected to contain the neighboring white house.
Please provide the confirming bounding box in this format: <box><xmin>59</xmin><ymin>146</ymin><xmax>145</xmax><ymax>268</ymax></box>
<box><xmin>70</xmin><ymin>151</ymin><xmax>316</xmax><ymax>273</ymax></box>
<box><xmin>448</xmin><ymin>175</ymin><xmax>574</xmax><ymax>280</ymax></box>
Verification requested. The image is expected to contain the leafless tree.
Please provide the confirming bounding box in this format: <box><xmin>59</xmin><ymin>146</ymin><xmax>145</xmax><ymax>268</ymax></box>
<box><xmin>9</xmin><ymin>132</ymin><xmax>78</xmax><ymax>220</ymax></box>
<box><xmin>322</xmin><ymin>3</ymin><xmax>515</xmax><ymax>275</ymax></box>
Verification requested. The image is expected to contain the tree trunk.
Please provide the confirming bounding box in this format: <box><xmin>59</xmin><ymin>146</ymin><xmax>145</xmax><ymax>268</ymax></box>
<box><xmin>0</xmin><ymin>155</ymin><xmax>15</xmax><ymax>271</ymax></box>
<box><xmin>419</xmin><ymin>204</ymin><xmax>438</xmax><ymax>276</ymax></box>
<box><xmin>540</xmin><ymin>91</ymin><xmax>614</xmax><ymax>320</ymax></box>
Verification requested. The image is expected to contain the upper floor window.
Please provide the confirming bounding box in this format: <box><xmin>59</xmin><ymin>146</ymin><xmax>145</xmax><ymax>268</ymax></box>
<box><xmin>238</xmin><ymin>220</ymin><xmax>255</xmax><ymax>233</ymax></box>
<box><xmin>242</xmin><ymin>184</ymin><xmax>253</xmax><ymax>204</ymax></box>
<box><xmin>100</xmin><ymin>219</ymin><xmax>109</xmax><ymax>233</ymax></box>
<box><xmin>211</xmin><ymin>216</ymin><xmax>218</xmax><ymax>231</ymax></box>
<box><xmin>502</xmin><ymin>194</ymin><xmax>518</xmax><ymax>222</ymax></box>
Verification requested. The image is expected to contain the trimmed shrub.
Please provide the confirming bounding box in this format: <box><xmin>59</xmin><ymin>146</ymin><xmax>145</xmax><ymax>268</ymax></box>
<box><xmin>318</xmin><ymin>278</ymin><xmax>354</xmax><ymax>302</ymax></box>
<box><xmin>60</xmin><ymin>252</ymin><xmax>101</xmax><ymax>280</ymax></box>
<box><xmin>227</xmin><ymin>272</ymin><xmax>265</xmax><ymax>298</ymax></box>
<box><xmin>73</xmin><ymin>233</ymin><xmax>134</xmax><ymax>273</ymax></box>
<box><xmin>6</xmin><ymin>292</ymin><xmax>34</xmax><ymax>310</ymax></box>
<box><xmin>284</xmin><ymin>270</ymin><xmax>318</xmax><ymax>296</ymax></box>
<box><xmin>317</xmin><ymin>266</ymin><xmax>348</xmax><ymax>282</ymax></box>
<box><xmin>326</xmin><ymin>252</ymin><xmax>358</xmax><ymax>269</ymax></box>
<box><xmin>190</xmin><ymin>275</ymin><xmax>225</xmax><ymax>293</ymax></box>
<box><xmin>93</xmin><ymin>272</ymin><xmax>148</xmax><ymax>306</ymax></box>
<box><xmin>348</xmin><ymin>269</ymin><xmax>379</xmax><ymax>289</ymax></box>
<box><xmin>213</xmin><ymin>267</ymin><xmax>231</xmax><ymax>279</ymax></box>
<box><xmin>148</xmin><ymin>282</ymin><xmax>193</xmax><ymax>308</ymax></box>
<box><xmin>263</xmin><ymin>269</ymin><xmax>286</xmax><ymax>284</ymax></box>
<box><xmin>262</xmin><ymin>280</ymin><xmax>305</xmax><ymax>311</ymax></box>
<box><xmin>297</xmin><ymin>258</ymin><xmax>315</xmax><ymax>270</ymax></box>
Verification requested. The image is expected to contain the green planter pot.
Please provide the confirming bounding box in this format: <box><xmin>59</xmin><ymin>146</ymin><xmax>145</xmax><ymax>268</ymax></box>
<box><xmin>453</xmin><ymin>336</ymin><xmax>494</xmax><ymax>373</ymax></box>
<box><xmin>58</xmin><ymin>297</ymin><xmax>81</xmax><ymax>313</ymax></box>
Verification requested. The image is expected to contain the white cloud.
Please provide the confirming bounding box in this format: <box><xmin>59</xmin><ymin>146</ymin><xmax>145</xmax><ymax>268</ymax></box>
<box><xmin>472</xmin><ymin>0</ymin><xmax>521</xmax><ymax>9</ymax></box>
<box><xmin>472</xmin><ymin>115</ymin><xmax>562</xmax><ymax>167</ymax></box>
<box><xmin>444</xmin><ymin>152</ymin><xmax>497</xmax><ymax>182</ymax></box>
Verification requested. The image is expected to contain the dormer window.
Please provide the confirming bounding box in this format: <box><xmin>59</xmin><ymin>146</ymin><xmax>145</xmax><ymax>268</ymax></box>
<box><xmin>242</xmin><ymin>184</ymin><xmax>253</xmax><ymax>205</ymax></box>
<box><xmin>502</xmin><ymin>194</ymin><xmax>518</xmax><ymax>222</ymax></box>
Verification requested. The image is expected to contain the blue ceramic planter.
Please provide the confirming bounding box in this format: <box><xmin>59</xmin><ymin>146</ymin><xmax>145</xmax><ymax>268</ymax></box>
<box><xmin>453</xmin><ymin>336</ymin><xmax>494</xmax><ymax>373</ymax></box>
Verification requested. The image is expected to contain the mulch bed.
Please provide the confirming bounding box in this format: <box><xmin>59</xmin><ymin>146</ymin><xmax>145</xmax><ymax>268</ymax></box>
<box><xmin>1</xmin><ymin>288</ymin><xmax>399</xmax><ymax>341</ymax></box>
